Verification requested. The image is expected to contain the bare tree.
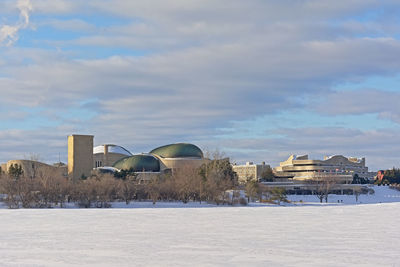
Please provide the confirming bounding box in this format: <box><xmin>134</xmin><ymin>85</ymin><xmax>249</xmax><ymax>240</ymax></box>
<box><xmin>16</xmin><ymin>176</ymin><xmax>38</xmax><ymax>208</ymax></box>
<box><xmin>0</xmin><ymin>175</ymin><xmax>20</xmax><ymax>208</ymax></box>
<box><xmin>24</xmin><ymin>153</ymin><xmax>41</xmax><ymax>178</ymax></box>
<box><xmin>172</xmin><ymin>164</ymin><xmax>200</xmax><ymax>203</ymax></box>
<box><xmin>310</xmin><ymin>177</ymin><xmax>338</xmax><ymax>203</ymax></box>
<box><xmin>147</xmin><ymin>178</ymin><xmax>160</xmax><ymax>205</ymax></box>
<box><xmin>117</xmin><ymin>176</ymin><xmax>137</xmax><ymax>204</ymax></box>
<box><xmin>353</xmin><ymin>185</ymin><xmax>362</xmax><ymax>203</ymax></box>
<box><xmin>94</xmin><ymin>174</ymin><xmax>118</xmax><ymax>208</ymax></box>
<box><xmin>245</xmin><ymin>180</ymin><xmax>259</xmax><ymax>203</ymax></box>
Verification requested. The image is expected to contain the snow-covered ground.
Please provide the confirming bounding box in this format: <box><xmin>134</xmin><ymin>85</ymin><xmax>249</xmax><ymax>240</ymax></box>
<box><xmin>287</xmin><ymin>185</ymin><xmax>400</xmax><ymax>205</ymax></box>
<box><xmin>0</xmin><ymin>185</ymin><xmax>399</xmax><ymax>266</ymax></box>
<box><xmin>1</xmin><ymin>203</ymin><xmax>400</xmax><ymax>266</ymax></box>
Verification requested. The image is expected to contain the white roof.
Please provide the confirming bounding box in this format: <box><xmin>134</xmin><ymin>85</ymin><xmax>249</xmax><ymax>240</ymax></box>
<box><xmin>95</xmin><ymin>166</ymin><xmax>119</xmax><ymax>172</ymax></box>
<box><xmin>93</xmin><ymin>145</ymin><xmax>132</xmax><ymax>156</ymax></box>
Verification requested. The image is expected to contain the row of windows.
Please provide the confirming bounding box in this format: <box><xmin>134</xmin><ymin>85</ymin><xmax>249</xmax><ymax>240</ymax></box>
<box><xmin>95</xmin><ymin>161</ymin><xmax>103</xmax><ymax>168</ymax></box>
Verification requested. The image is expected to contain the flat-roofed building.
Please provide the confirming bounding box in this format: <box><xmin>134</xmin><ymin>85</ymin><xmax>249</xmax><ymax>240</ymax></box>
<box><xmin>232</xmin><ymin>162</ymin><xmax>271</xmax><ymax>183</ymax></box>
<box><xmin>273</xmin><ymin>154</ymin><xmax>375</xmax><ymax>183</ymax></box>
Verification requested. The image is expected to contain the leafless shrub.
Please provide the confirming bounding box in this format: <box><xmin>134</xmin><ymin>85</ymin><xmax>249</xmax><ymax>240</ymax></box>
<box><xmin>117</xmin><ymin>176</ymin><xmax>137</xmax><ymax>204</ymax></box>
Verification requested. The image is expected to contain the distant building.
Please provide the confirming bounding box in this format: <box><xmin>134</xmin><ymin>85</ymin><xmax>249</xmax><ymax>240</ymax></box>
<box><xmin>93</xmin><ymin>144</ymin><xmax>132</xmax><ymax>168</ymax></box>
<box><xmin>149</xmin><ymin>143</ymin><xmax>205</xmax><ymax>171</ymax></box>
<box><xmin>273</xmin><ymin>154</ymin><xmax>375</xmax><ymax>183</ymax></box>
<box><xmin>68</xmin><ymin>134</ymin><xmax>94</xmax><ymax>180</ymax></box>
<box><xmin>1</xmin><ymin>159</ymin><xmax>67</xmax><ymax>178</ymax></box>
<box><xmin>1</xmin><ymin>135</ymin><xmax>205</xmax><ymax>182</ymax></box>
<box><xmin>232</xmin><ymin>162</ymin><xmax>271</xmax><ymax>183</ymax></box>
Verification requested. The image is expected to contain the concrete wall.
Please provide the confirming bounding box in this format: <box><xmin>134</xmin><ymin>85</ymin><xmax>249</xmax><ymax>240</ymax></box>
<box><xmin>68</xmin><ymin>135</ymin><xmax>94</xmax><ymax>181</ymax></box>
<box><xmin>155</xmin><ymin>157</ymin><xmax>205</xmax><ymax>171</ymax></box>
<box><xmin>94</xmin><ymin>152</ymin><xmax>128</xmax><ymax>167</ymax></box>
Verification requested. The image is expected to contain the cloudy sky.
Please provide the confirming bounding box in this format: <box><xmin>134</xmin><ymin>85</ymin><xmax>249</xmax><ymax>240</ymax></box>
<box><xmin>1</xmin><ymin>0</ymin><xmax>400</xmax><ymax>170</ymax></box>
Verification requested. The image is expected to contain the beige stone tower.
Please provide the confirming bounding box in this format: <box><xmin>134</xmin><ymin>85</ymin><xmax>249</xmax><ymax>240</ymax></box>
<box><xmin>68</xmin><ymin>134</ymin><xmax>94</xmax><ymax>181</ymax></box>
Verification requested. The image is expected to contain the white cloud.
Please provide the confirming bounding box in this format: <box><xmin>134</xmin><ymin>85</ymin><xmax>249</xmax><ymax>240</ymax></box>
<box><xmin>314</xmin><ymin>89</ymin><xmax>400</xmax><ymax>124</ymax></box>
<box><xmin>0</xmin><ymin>0</ymin><xmax>32</xmax><ymax>46</ymax></box>
<box><xmin>1</xmin><ymin>0</ymin><xmax>400</xmax><ymax>169</ymax></box>
<box><xmin>211</xmin><ymin>127</ymin><xmax>400</xmax><ymax>171</ymax></box>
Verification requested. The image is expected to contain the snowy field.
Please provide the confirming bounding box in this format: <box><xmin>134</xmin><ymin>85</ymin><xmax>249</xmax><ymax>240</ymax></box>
<box><xmin>287</xmin><ymin>185</ymin><xmax>400</xmax><ymax>205</ymax></box>
<box><xmin>1</xmin><ymin>203</ymin><xmax>400</xmax><ymax>266</ymax></box>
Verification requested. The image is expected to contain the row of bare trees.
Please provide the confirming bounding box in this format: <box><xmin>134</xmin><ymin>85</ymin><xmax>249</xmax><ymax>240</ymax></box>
<box><xmin>0</xmin><ymin>158</ymin><xmax>239</xmax><ymax>208</ymax></box>
<box><xmin>245</xmin><ymin>180</ymin><xmax>288</xmax><ymax>204</ymax></box>
<box><xmin>147</xmin><ymin>160</ymin><xmax>237</xmax><ymax>205</ymax></box>
<box><xmin>0</xmin><ymin>173</ymin><xmax>123</xmax><ymax>208</ymax></box>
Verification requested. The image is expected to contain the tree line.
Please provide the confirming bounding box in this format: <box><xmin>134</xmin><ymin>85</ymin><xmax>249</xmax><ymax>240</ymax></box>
<box><xmin>0</xmin><ymin>159</ymin><xmax>243</xmax><ymax>208</ymax></box>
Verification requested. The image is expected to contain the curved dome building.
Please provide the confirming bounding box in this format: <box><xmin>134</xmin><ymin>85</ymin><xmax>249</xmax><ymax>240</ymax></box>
<box><xmin>150</xmin><ymin>143</ymin><xmax>203</xmax><ymax>159</ymax></box>
<box><xmin>113</xmin><ymin>154</ymin><xmax>160</xmax><ymax>172</ymax></box>
<box><xmin>90</xmin><ymin>142</ymin><xmax>204</xmax><ymax>182</ymax></box>
<box><xmin>93</xmin><ymin>144</ymin><xmax>132</xmax><ymax>168</ymax></box>
<box><xmin>150</xmin><ymin>143</ymin><xmax>204</xmax><ymax>170</ymax></box>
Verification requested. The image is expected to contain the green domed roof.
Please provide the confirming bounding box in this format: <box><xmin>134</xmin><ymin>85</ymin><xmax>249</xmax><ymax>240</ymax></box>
<box><xmin>113</xmin><ymin>154</ymin><xmax>160</xmax><ymax>172</ymax></box>
<box><xmin>150</xmin><ymin>143</ymin><xmax>203</xmax><ymax>158</ymax></box>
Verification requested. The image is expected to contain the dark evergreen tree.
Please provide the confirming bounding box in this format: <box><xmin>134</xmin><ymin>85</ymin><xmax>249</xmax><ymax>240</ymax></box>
<box><xmin>260</xmin><ymin>166</ymin><xmax>275</xmax><ymax>182</ymax></box>
<box><xmin>8</xmin><ymin>164</ymin><xmax>23</xmax><ymax>179</ymax></box>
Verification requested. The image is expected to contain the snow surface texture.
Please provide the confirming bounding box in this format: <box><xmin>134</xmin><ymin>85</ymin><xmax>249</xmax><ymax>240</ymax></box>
<box><xmin>1</xmin><ymin>203</ymin><xmax>400</xmax><ymax>267</ymax></box>
<box><xmin>287</xmin><ymin>185</ymin><xmax>400</xmax><ymax>204</ymax></box>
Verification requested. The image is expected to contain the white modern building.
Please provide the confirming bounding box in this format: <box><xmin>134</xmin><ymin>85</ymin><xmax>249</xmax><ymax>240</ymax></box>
<box><xmin>273</xmin><ymin>154</ymin><xmax>375</xmax><ymax>183</ymax></box>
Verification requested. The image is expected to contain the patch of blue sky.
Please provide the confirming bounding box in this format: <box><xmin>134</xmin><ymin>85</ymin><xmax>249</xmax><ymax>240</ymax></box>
<box><xmin>16</xmin><ymin>26</ymin><xmax>149</xmax><ymax>59</ymax></box>
<box><xmin>65</xmin><ymin>46</ymin><xmax>149</xmax><ymax>59</ymax></box>
<box><xmin>16</xmin><ymin>26</ymin><xmax>84</xmax><ymax>48</ymax></box>
<box><xmin>216</xmin><ymin>111</ymin><xmax>397</xmax><ymax>140</ymax></box>
<box><xmin>57</xmin><ymin>101</ymin><xmax>98</xmax><ymax>122</ymax></box>
<box><xmin>350</xmin><ymin>7</ymin><xmax>385</xmax><ymax>23</ymax></box>
<box><xmin>0</xmin><ymin>100</ymin><xmax>98</xmax><ymax>130</ymax></box>
<box><xmin>0</xmin><ymin>107</ymin><xmax>59</xmax><ymax>130</ymax></box>
<box><xmin>327</xmin><ymin>7</ymin><xmax>384</xmax><ymax>26</ymax></box>
<box><xmin>31</xmin><ymin>13</ymin><xmax>133</xmax><ymax>28</ymax></box>
<box><xmin>72</xmin><ymin>13</ymin><xmax>140</xmax><ymax>27</ymax></box>
<box><xmin>57</xmin><ymin>109</ymin><xmax>96</xmax><ymax>122</ymax></box>
<box><xmin>16</xmin><ymin>23</ymin><xmax>150</xmax><ymax>58</ymax></box>
<box><xmin>0</xmin><ymin>14</ymin><xmax>16</xmax><ymax>24</ymax></box>
<box><xmin>334</xmin><ymin>75</ymin><xmax>400</xmax><ymax>92</ymax></box>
